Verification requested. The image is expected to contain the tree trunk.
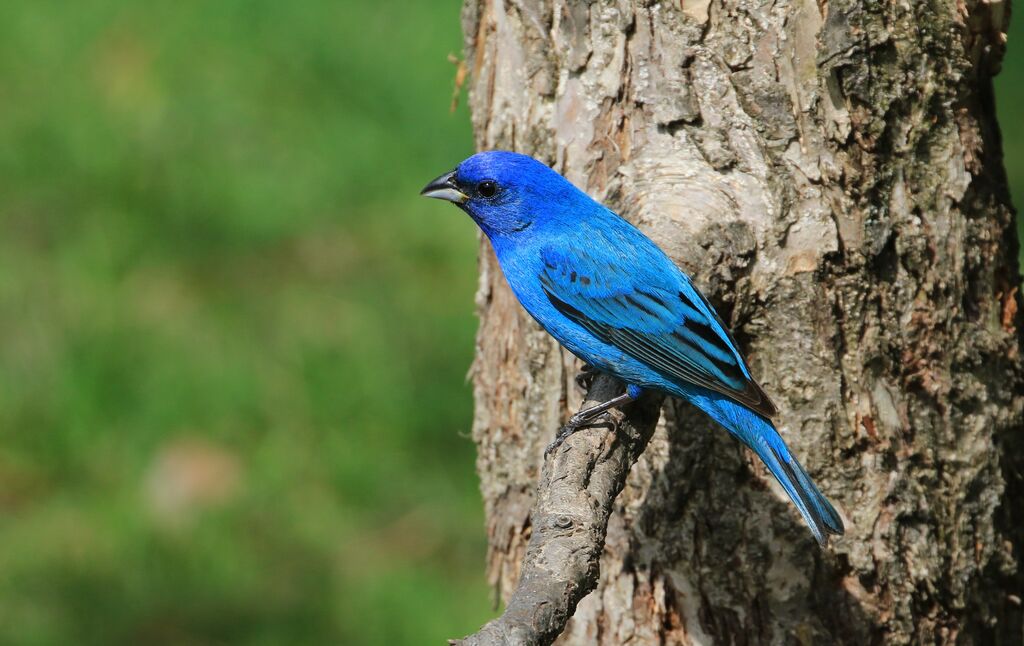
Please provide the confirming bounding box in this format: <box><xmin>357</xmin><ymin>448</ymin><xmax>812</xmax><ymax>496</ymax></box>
<box><xmin>460</xmin><ymin>0</ymin><xmax>1024</xmax><ymax>644</ymax></box>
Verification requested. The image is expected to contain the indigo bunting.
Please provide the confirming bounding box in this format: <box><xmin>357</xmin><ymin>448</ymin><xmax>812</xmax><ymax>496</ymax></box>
<box><xmin>422</xmin><ymin>151</ymin><xmax>844</xmax><ymax>545</ymax></box>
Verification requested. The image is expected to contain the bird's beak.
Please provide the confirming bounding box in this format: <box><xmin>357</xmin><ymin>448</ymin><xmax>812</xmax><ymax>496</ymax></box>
<box><xmin>420</xmin><ymin>170</ymin><xmax>468</xmax><ymax>204</ymax></box>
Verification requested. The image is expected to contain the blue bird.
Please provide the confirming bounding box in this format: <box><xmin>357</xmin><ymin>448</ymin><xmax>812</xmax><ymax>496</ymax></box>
<box><xmin>421</xmin><ymin>151</ymin><xmax>844</xmax><ymax>545</ymax></box>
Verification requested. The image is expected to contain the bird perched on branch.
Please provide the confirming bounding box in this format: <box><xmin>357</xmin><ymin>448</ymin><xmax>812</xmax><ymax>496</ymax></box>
<box><xmin>421</xmin><ymin>151</ymin><xmax>844</xmax><ymax>546</ymax></box>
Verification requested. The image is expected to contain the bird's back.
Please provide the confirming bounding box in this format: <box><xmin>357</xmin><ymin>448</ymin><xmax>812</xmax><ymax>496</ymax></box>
<box><xmin>493</xmin><ymin>203</ymin><xmax>774</xmax><ymax>419</ymax></box>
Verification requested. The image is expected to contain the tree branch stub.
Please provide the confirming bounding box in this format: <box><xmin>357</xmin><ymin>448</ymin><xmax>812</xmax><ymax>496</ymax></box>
<box><xmin>453</xmin><ymin>375</ymin><xmax>663</xmax><ymax>646</ymax></box>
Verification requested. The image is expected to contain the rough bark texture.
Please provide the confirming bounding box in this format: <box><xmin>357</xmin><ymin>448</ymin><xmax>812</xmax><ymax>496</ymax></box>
<box><xmin>462</xmin><ymin>0</ymin><xmax>1024</xmax><ymax>644</ymax></box>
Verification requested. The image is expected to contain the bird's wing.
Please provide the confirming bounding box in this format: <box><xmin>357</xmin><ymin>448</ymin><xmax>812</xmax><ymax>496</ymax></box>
<box><xmin>539</xmin><ymin>242</ymin><xmax>778</xmax><ymax>418</ymax></box>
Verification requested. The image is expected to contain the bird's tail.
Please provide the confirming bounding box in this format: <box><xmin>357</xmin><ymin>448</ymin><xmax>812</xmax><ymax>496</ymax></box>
<box><xmin>705</xmin><ymin>398</ymin><xmax>845</xmax><ymax>546</ymax></box>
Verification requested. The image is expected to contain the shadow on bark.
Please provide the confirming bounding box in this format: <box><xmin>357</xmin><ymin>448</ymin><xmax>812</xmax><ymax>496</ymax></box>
<box><xmin>631</xmin><ymin>399</ymin><xmax>877</xmax><ymax>644</ymax></box>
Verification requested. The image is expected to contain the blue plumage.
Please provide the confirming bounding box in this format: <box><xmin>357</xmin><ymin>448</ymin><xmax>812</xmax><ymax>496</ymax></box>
<box><xmin>422</xmin><ymin>151</ymin><xmax>844</xmax><ymax>545</ymax></box>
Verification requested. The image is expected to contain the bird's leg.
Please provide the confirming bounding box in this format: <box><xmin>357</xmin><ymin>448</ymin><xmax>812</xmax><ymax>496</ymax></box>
<box><xmin>545</xmin><ymin>386</ymin><xmax>642</xmax><ymax>456</ymax></box>
<box><xmin>574</xmin><ymin>363</ymin><xmax>597</xmax><ymax>392</ymax></box>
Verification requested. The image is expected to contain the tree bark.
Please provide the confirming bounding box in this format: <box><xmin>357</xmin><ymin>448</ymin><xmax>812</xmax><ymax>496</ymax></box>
<box><xmin>460</xmin><ymin>1</ymin><xmax>1024</xmax><ymax>644</ymax></box>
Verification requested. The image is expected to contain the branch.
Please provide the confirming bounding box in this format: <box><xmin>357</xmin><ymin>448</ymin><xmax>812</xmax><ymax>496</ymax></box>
<box><xmin>452</xmin><ymin>374</ymin><xmax>664</xmax><ymax>646</ymax></box>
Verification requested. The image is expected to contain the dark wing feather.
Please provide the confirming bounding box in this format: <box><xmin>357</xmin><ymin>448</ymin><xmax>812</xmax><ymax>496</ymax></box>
<box><xmin>539</xmin><ymin>244</ymin><xmax>777</xmax><ymax>418</ymax></box>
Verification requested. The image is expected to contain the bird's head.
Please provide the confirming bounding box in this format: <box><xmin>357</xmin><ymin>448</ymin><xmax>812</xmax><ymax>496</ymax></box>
<box><xmin>421</xmin><ymin>151</ymin><xmax>578</xmax><ymax>239</ymax></box>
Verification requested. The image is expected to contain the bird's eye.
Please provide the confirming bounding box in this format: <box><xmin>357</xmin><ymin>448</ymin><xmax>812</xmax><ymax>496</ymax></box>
<box><xmin>477</xmin><ymin>180</ymin><xmax>497</xmax><ymax>198</ymax></box>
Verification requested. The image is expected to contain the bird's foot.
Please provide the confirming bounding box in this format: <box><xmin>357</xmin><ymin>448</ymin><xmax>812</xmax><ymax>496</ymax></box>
<box><xmin>574</xmin><ymin>363</ymin><xmax>597</xmax><ymax>393</ymax></box>
<box><xmin>544</xmin><ymin>409</ymin><xmax>622</xmax><ymax>456</ymax></box>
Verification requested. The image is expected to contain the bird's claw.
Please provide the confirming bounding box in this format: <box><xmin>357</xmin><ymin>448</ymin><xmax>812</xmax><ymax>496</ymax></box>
<box><xmin>544</xmin><ymin>436</ymin><xmax>564</xmax><ymax>456</ymax></box>
<box><xmin>544</xmin><ymin>423</ymin><xmax>577</xmax><ymax>456</ymax></box>
<box><xmin>544</xmin><ymin>410</ymin><xmax>621</xmax><ymax>457</ymax></box>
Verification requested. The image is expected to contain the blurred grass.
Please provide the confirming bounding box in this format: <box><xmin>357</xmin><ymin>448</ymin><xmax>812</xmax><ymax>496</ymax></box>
<box><xmin>0</xmin><ymin>1</ymin><xmax>486</xmax><ymax>644</ymax></box>
<box><xmin>998</xmin><ymin>14</ymin><xmax>1024</xmax><ymax>252</ymax></box>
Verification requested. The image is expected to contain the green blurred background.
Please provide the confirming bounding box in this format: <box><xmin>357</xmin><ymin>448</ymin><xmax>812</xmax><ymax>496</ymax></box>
<box><xmin>0</xmin><ymin>2</ymin><xmax>1021</xmax><ymax>645</ymax></box>
<box><xmin>0</xmin><ymin>1</ymin><xmax>483</xmax><ymax>644</ymax></box>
